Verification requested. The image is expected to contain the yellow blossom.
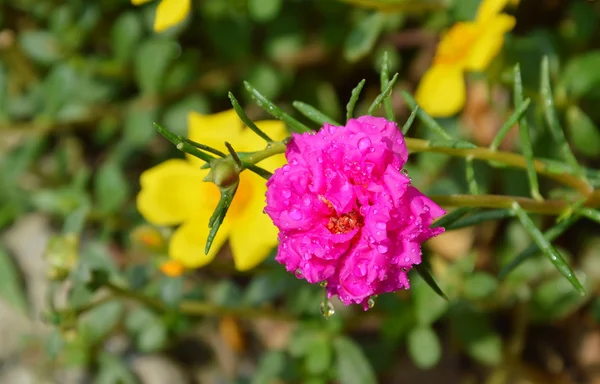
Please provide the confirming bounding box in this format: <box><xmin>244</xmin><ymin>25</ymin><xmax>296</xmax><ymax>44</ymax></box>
<box><xmin>137</xmin><ymin>110</ymin><xmax>288</xmax><ymax>271</ymax></box>
<box><xmin>160</xmin><ymin>259</ymin><xmax>185</xmax><ymax>277</ymax></box>
<box><xmin>415</xmin><ymin>0</ymin><xmax>517</xmax><ymax>117</ymax></box>
<box><xmin>131</xmin><ymin>0</ymin><xmax>191</xmax><ymax>33</ymax></box>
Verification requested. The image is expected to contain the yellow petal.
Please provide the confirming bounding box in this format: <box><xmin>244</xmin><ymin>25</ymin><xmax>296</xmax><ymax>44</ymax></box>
<box><xmin>132</xmin><ymin>0</ymin><xmax>153</xmax><ymax>5</ymax></box>
<box><xmin>169</xmin><ymin>217</ymin><xmax>231</xmax><ymax>268</ymax></box>
<box><xmin>415</xmin><ymin>65</ymin><xmax>466</xmax><ymax>118</ymax></box>
<box><xmin>476</xmin><ymin>0</ymin><xmax>512</xmax><ymax>22</ymax></box>
<box><xmin>153</xmin><ymin>0</ymin><xmax>191</xmax><ymax>32</ymax></box>
<box><xmin>432</xmin><ymin>22</ymin><xmax>478</xmax><ymax>68</ymax></box>
<box><xmin>187</xmin><ymin>110</ymin><xmax>244</xmax><ymax>167</ymax></box>
<box><xmin>466</xmin><ymin>14</ymin><xmax>515</xmax><ymax>71</ymax></box>
<box><xmin>229</xmin><ymin>172</ymin><xmax>279</xmax><ymax>271</ymax></box>
<box><xmin>240</xmin><ymin>119</ymin><xmax>289</xmax><ymax>173</ymax></box>
<box><xmin>137</xmin><ymin>159</ymin><xmax>215</xmax><ymax>226</ymax></box>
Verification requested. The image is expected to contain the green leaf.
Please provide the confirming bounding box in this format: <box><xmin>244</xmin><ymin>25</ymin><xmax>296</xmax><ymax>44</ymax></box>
<box><xmin>401</xmin><ymin>106</ymin><xmax>418</xmax><ymax>135</ymax></box>
<box><xmin>252</xmin><ymin>351</ymin><xmax>286</xmax><ymax>384</ymax></box>
<box><xmin>367</xmin><ymin>73</ymin><xmax>398</xmax><ymax>115</ymax></box>
<box><xmin>111</xmin><ymin>12</ymin><xmax>143</xmax><ymax>62</ymax></box>
<box><xmin>463</xmin><ymin>272</ymin><xmax>498</xmax><ymax>301</ymax></box>
<box><xmin>346</xmin><ymin>79</ymin><xmax>366</xmax><ymax>122</ymax></box>
<box><xmin>344</xmin><ymin>12</ymin><xmax>385</xmax><ymax>62</ymax></box>
<box><xmin>134</xmin><ymin>38</ymin><xmax>179</xmax><ymax>95</ymax></box>
<box><xmin>566</xmin><ymin>105</ymin><xmax>600</xmax><ymax>157</ymax></box>
<box><xmin>78</xmin><ymin>301</ymin><xmax>124</xmax><ymax>344</ymax></box>
<box><xmin>19</xmin><ymin>30</ymin><xmax>63</xmax><ymax>64</ymax></box>
<box><xmin>293</xmin><ymin>101</ymin><xmax>341</xmax><ymax>126</ymax></box>
<box><xmin>450</xmin><ymin>303</ymin><xmax>502</xmax><ymax>366</ymax></box>
<box><xmin>248</xmin><ymin>0</ymin><xmax>282</xmax><ymax>21</ymax></box>
<box><xmin>244</xmin><ymin>81</ymin><xmax>312</xmax><ymax>134</ymax></box>
<box><xmin>0</xmin><ymin>246</ymin><xmax>28</xmax><ymax>315</ymax></box>
<box><xmin>414</xmin><ymin>263</ymin><xmax>448</xmax><ymax>301</ymax></box>
<box><xmin>446</xmin><ymin>209</ymin><xmax>514</xmax><ymax>231</ymax></box>
<box><xmin>123</xmin><ymin>108</ymin><xmax>158</xmax><ymax>148</ymax></box>
<box><xmin>429</xmin><ymin>139</ymin><xmax>477</xmax><ymax>149</ymax></box>
<box><xmin>401</xmin><ymin>91</ymin><xmax>451</xmax><ymax>139</ymax></box>
<box><xmin>512</xmin><ymin>203</ymin><xmax>585</xmax><ymax>295</ymax></box>
<box><xmin>407</xmin><ymin>326</ymin><xmax>442</xmax><ymax>369</ymax></box>
<box><xmin>160</xmin><ymin>276</ymin><xmax>184</xmax><ymax>309</ymax></box>
<box><xmin>306</xmin><ymin>336</ymin><xmax>333</xmax><ymax>375</ymax></box>
<box><xmin>561</xmin><ymin>51</ymin><xmax>600</xmax><ymax>98</ymax></box>
<box><xmin>540</xmin><ymin>56</ymin><xmax>583</xmax><ymax>177</ymax></box>
<box><xmin>499</xmin><ymin>213</ymin><xmax>579</xmax><ymax>279</ymax></box>
<box><xmin>432</xmin><ymin>207</ymin><xmax>474</xmax><ymax>228</ymax></box>
<box><xmin>490</xmin><ymin>98</ymin><xmax>530</xmax><ymax>150</ymax></box>
<box><xmin>379</xmin><ymin>51</ymin><xmax>394</xmax><ymax>121</ymax></box>
<box><xmin>96</xmin><ymin>352</ymin><xmax>139</xmax><ymax>384</ymax></box>
<box><xmin>94</xmin><ymin>159</ymin><xmax>130</xmax><ymax>214</ymax></box>
<box><xmin>512</xmin><ymin>65</ymin><xmax>542</xmax><ymax>200</ymax></box>
<box><xmin>334</xmin><ymin>336</ymin><xmax>377</xmax><ymax>384</ymax></box>
<box><xmin>230</xmin><ymin>92</ymin><xmax>274</xmax><ymax>142</ymax></box>
<box><xmin>413</xmin><ymin>272</ymin><xmax>448</xmax><ymax>325</ymax></box>
<box><xmin>137</xmin><ymin>318</ymin><xmax>168</xmax><ymax>352</ymax></box>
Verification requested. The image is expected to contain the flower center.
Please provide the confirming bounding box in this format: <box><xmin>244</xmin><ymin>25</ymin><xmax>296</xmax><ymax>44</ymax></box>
<box><xmin>320</xmin><ymin>196</ymin><xmax>364</xmax><ymax>235</ymax></box>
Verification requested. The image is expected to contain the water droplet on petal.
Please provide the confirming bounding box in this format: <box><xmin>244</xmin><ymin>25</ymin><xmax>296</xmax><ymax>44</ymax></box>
<box><xmin>291</xmin><ymin>159</ymin><xmax>298</xmax><ymax>165</ymax></box>
<box><xmin>295</xmin><ymin>268</ymin><xmax>303</xmax><ymax>278</ymax></box>
<box><xmin>358</xmin><ymin>137</ymin><xmax>372</xmax><ymax>151</ymax></box>
<box><xmin>317</xmin><ymin>156</ymin><xmax>323</xmax><ymax>163</ymax></box>
<box><xmin>377</xmin><ymin>244</ymin><xmax>388</xmax><ymax>253</ymax></box>
<box><xmin>282</xmin><ymin>189</ymin><xmax>292</xmax><ymax>198</ymax></box>
<box><xmin>404</xmin><ymin>257</ymin><xmax>410</xmax><ymax>263</ymax></box>
<box><xmin>289</xmin><ymin>208</ymin><xmax>303</xmax><ymax>221</ymax></box>
<box><xmin>376</xmin><ymin>222</ymin><xmax>386</xmax><ymax>230</ymax></box>
<box><xmin>328</xmin><ymin>126</ymin><xmax>336</xmax><ymax>134</ymax></box>
<box><xmin>401</xmin><ymin>169</ymin><xmax>409</xmax><ymax>176</ymax></box>
<box><xmin>302</xmin><ymin>196</ymin><xmax>312</xmax><ymax>206</ymax></box>
<box><xmin>367</xmin><ymin>297</ymin><xmax>375</xmax><ymax>309</ymax></box>
<box><xmin>320</xmin><ymin>300</ymin><xmax>335</xmax><ymax>318</ymax></box>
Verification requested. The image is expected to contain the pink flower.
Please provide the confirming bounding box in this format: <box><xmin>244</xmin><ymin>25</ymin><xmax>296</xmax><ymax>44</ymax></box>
<box><xmin>265</xmin><ymin>116</ymin><xmax>445</xmax><ymax>309</ymax></box>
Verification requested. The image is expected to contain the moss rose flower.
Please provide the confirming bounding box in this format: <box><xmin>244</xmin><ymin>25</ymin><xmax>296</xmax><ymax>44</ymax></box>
<box><xmin>265</xmin><ymin>116</ymin><xmax>445</xmax><ymax>309</ymax></box>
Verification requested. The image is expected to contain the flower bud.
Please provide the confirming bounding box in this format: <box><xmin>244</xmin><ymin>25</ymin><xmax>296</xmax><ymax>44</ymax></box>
<box><xmin>44</xmin><ymin>233</ymin><xmax>79</xmax><ymax>281</ymax></box>
<box><xmin>204</xmin><ymin>157</ymin><xmax>241</xmax><ymax>189</ymax></box>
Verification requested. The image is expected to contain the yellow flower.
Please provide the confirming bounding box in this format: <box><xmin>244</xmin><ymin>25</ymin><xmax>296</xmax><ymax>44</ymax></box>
<box><xmin>415</xmin><ymin>0</ymin><xmax>517</xmax><ymax>117</ymax></box>
<box><xmin>137</xmin><ymin>110</ymin><xmax>288</xmax><ymax>271</ymax></box>
<box><xmin>131</xmin><ymin>0</ymin><xmax>191</xmax><ymax>33</ymax></box>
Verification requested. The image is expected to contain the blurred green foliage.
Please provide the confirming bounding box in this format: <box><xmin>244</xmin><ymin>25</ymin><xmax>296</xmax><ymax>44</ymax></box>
<box><xmin>1</xmin><ymin>0</ymin><xmax>600</xmax><ymax>383</ymax></box>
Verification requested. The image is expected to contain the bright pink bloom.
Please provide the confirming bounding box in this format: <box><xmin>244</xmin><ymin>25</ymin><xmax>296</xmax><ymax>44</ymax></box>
<box><xmin>265</xmin><ymin>116</ymin><xmax>445</xmax><ymax>309</ymax></box>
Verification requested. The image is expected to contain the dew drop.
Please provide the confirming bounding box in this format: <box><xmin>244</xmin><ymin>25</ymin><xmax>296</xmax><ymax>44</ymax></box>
<box><xmin>377</xmin><ymin>244</ymin><xmax>388</xmax><ymax>253</ymax></box>
<box><xmin>400</xmin><ymin>169</ymin><xmax>409</xmax><ymax>176</ymax></box>
<box><xmin>404</xmin><ymin>256</ymin><xmax>410</xmax><ymax>262</ymax></box>
<box><xmin>320</xmin><ymin>300</ymin><xmax>335</xmax><ymax>318</ymax></box>
<box><xmin>367</xmin><ymin>297</ymin><xmax>375</xmax><ymax>309</ymax></box>
<box><xmin>289</xmin><ymin>208</ymin><xmax>303</xmax><ymax>221</ymax></box>
<box><xmin>328</xmin><ymin>126</ymin><xmax>337</xmax><ymax>134</ymax></box>
<box><xmin>358</xmin><ymin>137</ymin><xmax>372</xmax><ymax>151</ymax></box>
<box><xmin>291</xmin><ymin>159</ymin><xmax>298</xmax><ymax>165</ymax></box>
<box><xmin>376</xmin><ymin>221</ymin><xmax>386</xmax><ymax>230</ymax></box>
<box><xmin>295</xmin><ymin>268</ymin><xmax>303</xmax><ymax>278</ymax></box>
<box><xmin>282</xmin><ymin>189</ymin><xmax>292</xmax><ymax>198</ymax></box>
<box><xmin>302</xmin><ymin>195</ymin><xmax>312</xmax><ymax>207</ymax></box>
<box><xmin>317</xmin><ymin>156</ymin><xmax>323</xmax><ymax>163</ymax></box>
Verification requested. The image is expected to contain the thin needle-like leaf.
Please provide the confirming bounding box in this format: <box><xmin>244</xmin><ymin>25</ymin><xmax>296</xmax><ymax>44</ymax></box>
<box><xmin>292</xmin><ymin>101</ymin><xmax>341</xmax><ymax>126</ymax></box>
<box><xmin>346</xmin><ymin>79</ymin><xmax>366</xmax><ymax>122</ymax></box>
<box><xmin>155</xmin><ymin>123</ymin><xmax>215</xmax><ymax>163</ymax></box>
<box><xmin>514</xmin><ymin>65</ymin><xmax>542</xmax><ymax>201</ymax></box>
<box><xmin>401</xmin><ymin>106</ymin><xmax>418</xmax><ymax>135</ymax></box>
<box><xmin>243</xmin><ymin>81</ymin><xmax>312</xmax><ymax>134</ymax></box>
<box><xmin>499</xmin><ymin>214</ymin><xmax>579</xmax><ymax>279</ymax></box>
<box><xmin>206</xmin><ymin>189</ymin><xmax>235</xmax><ymax>254</ymax></box>
<box><xmin>432</xmin><ymin>207</ymin><xmax>474</xmax><ymax>228</ymax></box>
<box><xmin>512</xmin><ymin>202</ymin><xmax>584</xmax><ymax>295</ymax></box>
<box><xmin>446</xmin><ymin>209</ymin><xmax>514</xmax><ymax>231</ymax></box>
<box><xmin>400</xmin><ymin>91</ymin><xmax>452</xmax><ymax>140</ymax></box>
<box><xmin>414</xmin><ymin>264</ymin><xmax>448</xmax><ymax>301</ymax></box>
<box><xmin>540</xmin><ymin>56</ymin><xmax>584</xmax><ymax>178</ymax></box>
<box><xmin>380</xmin><ymin>52</ymin><xmax>394</xmax><ymax>121</ymax></box>
<box><xmin>368</xmin><ymin>73</ymin><xmax>399</xmax><ymax>115</ymax></box>
<box><xmin>228</xmin><ymin>92</ymin><xmax>273</xmax><ymax>142</ymax></box>
<box><xmin>579</xmin><ymin>207</ymin><xmax>600</xmax><ymax>223</ymax></box>
<box><xmin>465</xmin><ymin>156</ymin><xmax>479</xmax><ymax>195</ymax></box>
<box><xmin>489</xmin><ymin>98</ymin><xmax>531</xmax><ymax>151</ymax></box>
<box><xmin>182</xmin><ymin>137</ymin><xmax>226</xmax><ymax>157</ymax></box>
